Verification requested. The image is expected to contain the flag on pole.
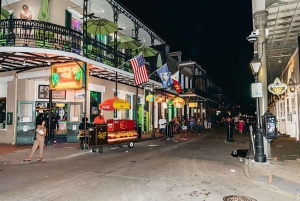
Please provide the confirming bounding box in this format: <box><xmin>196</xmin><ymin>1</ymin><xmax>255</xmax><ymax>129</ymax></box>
<box><xmin>129</xmin><ymin>54</ymin><xmax>149</xmax><ymax>85</ymax></box>
<box><xmin>171</xmin><ymin>71</ymin><xmax>182</xmax><ymax>94</ymax></box>
<box><xmin>156</xmin><ymin>64</ymin><xmax>173</xmax><ymax>88</ymax></box>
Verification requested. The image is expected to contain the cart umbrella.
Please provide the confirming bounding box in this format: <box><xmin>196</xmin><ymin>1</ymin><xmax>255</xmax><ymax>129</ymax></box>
<box><xmin>99</xmin><ymin>97</ymin><xmax>131</xmax><ymax>111</ymax></box>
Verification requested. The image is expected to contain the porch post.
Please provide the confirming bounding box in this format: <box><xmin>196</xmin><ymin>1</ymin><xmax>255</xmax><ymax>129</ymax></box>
<box><xmin>82</xmin><ymin>0</ymin><xmax>89</xmax><ymax>148</ymax></box>
<box><xmin>12</xmin><ymin>73</ymin><xmax>18</xmax><ymax>145</ymax></box>
<box><xmin>113</xmin><ymin>6</ymin><xmax>119</xmax><ymax>67</ymax></box>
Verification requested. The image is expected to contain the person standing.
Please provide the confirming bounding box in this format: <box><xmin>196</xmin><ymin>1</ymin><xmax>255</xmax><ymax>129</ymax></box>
<box><xmin>174</xmin><ymin>117</ymin><xmax>181</xmax><ymax>141</ymax></box>
<box><xmin>189</xmin><ymin>116</ymin><xmax>194</xmax><ymax>133</ymax></box>
<box><xmin>207</xmin><ymin>117</ymin><xmax>212</xmax><ymax>129</ymax></box>
<box><xmin>78</xmin><ymin>117</ymin><xmax>91</xmax><ymax>146</ymax></box>
<box><xmin>20</xmin><ymin>5</ymin><xmax>32</xmax><ymax>46</ymax></box>
<box><xmin>181</xmin><ymin>117</ymin><xmax>187</xmax><ymax>141</ymax></box>
<box><xmin>94</xmin><ymin>111</ymin><xmax>105</xmax><ymax>124</ymax></box>
<box><xmin>238</xmin><ymin>118</ymin><xmax>244</xmax><ymax>134</ymax></box>
<box><xmin>234</xmin><ymin>115</ymin><xmax>239</xmax><ymax>129</ymax></box>
<box><xmin>159</xmin><ymin>115</ymin><xmax>167</xmax><ymax>141</ymax></box>
<box><xmin>245</xmin><ymin>117</ymin><xmax>250</xmax><ymax>134</ymax></box>
<box><xmin>23</xmin><ymin>120</ymin><xmax>47</xmax><ymax>162</ymax></box>
<box><xmin>49</xmin><ymin>113</ymin><xmax>59</xmax><ymax>144</ymax></box>
<box><xmin>197</xmin><ymin>117</ymin><xmax>202</xmax><ymax>135</ymax></box>
<box><xmin>203</xmin><ymin>118</ymin><xmax>208</xmax><ymax>129</ymax></box>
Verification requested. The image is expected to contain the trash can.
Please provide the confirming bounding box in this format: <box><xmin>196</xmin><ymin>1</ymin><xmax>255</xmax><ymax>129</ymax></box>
<box><xmin>226</xmin><ymin>121</ymin><xmax>235</xmax><ymax>142</ymax></box>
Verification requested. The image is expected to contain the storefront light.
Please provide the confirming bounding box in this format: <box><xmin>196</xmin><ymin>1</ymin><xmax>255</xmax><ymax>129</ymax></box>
<box><xmin>288</xmin><ymin>78</ymin><xmax>295</xmax><ymax>92</ymax></box>
<box><xmin>280</xmin><ymin>94</ymin><xmax>285</xmax><ymax>100</ymax></box>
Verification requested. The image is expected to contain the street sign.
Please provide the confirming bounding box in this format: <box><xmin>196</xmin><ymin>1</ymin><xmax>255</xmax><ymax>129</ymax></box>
<box><xmin>251</xmin><ymin>83</ymin><xmax>262</xmax><ymax>98</ymax></box>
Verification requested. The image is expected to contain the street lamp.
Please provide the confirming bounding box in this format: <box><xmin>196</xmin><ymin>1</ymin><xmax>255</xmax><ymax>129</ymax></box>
<box><xmin>250</xmin><ymin>53</ymin><xmax>267</xmax><ymax>163</ymax></box>
<box><xmin>288</xmin><ymin>78</ymin><xmax>296</xmax><ymax>93</ymax></box>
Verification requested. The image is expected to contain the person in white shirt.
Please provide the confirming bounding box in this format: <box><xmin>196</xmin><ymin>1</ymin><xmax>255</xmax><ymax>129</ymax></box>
<box><xmin>158</xmin><ymin>115</ymin><xmax>167</xmax><ymax>141</ymax></box>
<box><xmin>20</xmin><ymin>5</ymin><xmax>32</xmax><ymax>46</ymax></box>
<box><xmin>234</xmin><ymin>116</ymin><xmax>239</xmax><ymax>129</ymax></box>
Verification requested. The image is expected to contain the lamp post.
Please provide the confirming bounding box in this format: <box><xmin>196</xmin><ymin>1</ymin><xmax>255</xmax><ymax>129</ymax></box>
<box><xmin>288</xmin><ymin>78</ymin><xmax>296</xmax><ymax>93</ymax></box>
<box><xmin>250</xmin><ymin>53</ymin><xmax>267</xmax><ymax>163</ymax></box>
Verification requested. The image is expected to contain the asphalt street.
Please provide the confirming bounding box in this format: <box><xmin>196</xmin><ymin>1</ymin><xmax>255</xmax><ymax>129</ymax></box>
<box><xmin>0</xmin><ymin>128</ymin><xmax>297</xmax><ymax>201</ymax></box>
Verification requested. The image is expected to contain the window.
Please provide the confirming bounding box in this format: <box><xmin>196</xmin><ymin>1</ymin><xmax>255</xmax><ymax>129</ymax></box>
<box><xmin>0</xmin><ymin>98</ymin><xmax>6</xmax><ymax>129</ymax></box>
<box><xmin>71</xmin><ymin>18</ymin><xmax>82</xmax><ymax>32</ymax></box>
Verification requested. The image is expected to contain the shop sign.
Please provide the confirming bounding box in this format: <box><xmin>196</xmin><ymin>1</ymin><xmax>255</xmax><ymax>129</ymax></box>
<box><xmin>55</xmin><ymin>103</ymin><xmax>65</xmax><ymax>108</ymax></box>
<box><xmin>173</xmin><ymin>97</ymin><xmax>185</xmax><ymax>108</ymax></box>
<box><xmin>50</xmin><ymin>62</ymin><xmax>83</xmax><ymax>90</ymax></box>
<box><xmin>74</xmin><ymin>93</ymin><xmax>85</xmax><ymax>99</ymax></box>
<box><xmin>146</xmin><ymin>94</ymin><xmax>156</xmax><ymax>102</ymax></box>
<box><xmin>189</xmin><ymin>102</ymin><xmax>198</xmax><ymax>107</ymax></box>
<box><xmin>268</xmin><ymin>78</ymin><xmax>287</xmax><ymax>95</ymax></box>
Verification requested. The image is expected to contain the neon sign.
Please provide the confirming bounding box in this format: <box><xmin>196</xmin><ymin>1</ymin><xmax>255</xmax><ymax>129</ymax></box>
<box><xmin>50</xmin><ymin>62</ymin><xmax>83</xmax><ymax>90</ymax></box>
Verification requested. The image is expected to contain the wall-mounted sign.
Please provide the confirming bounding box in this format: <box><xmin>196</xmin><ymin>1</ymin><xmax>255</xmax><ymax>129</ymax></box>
<box><xmin>251</xmin><ymin>83</ymin><xmax>262</xmax><ymax>98</ymax></box>
<box><xmin>189</xmin><ymin>102</ymin><xmax>198</xmax><ymax>108</ymax></box>
<box><xmin>146</xmin><ymin>94</ymin><xmax>156</xmax><ymax>102</ymax></box>
<box><xmin>38</xmin><ymin>85</ymin><xmax>66</xmax><ymax>99</ymax></box>
<box><xmin>50</xmin><ymin>62</ymin><xmax>83</xmax><ymax>90</ymax></box>
<box><xmin>268</xmin><ymin>78</ymin><xmax>287</xmax><ymax>95</ymax></box>
<box><xmin>173</xmin><ymin>97</ymin><xmax>185</xmax><ymax>108</ymax></box>
<box><xmin>74</xmin><ymin>93</ymin><xmax>85</xmax><ymax>99</ymax></box>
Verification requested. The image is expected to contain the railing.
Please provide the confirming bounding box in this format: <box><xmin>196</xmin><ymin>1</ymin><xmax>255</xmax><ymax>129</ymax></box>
<box><xmin>0</xmin><ymin>19</ymin><xmax>133</xmax><ymax>72</ymax></box>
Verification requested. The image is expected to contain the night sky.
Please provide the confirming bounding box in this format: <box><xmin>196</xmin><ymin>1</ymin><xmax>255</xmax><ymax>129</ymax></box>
<box><xmin>119</xmin><ymin>0</ymin><xmax>255</xmax><ymax>108</ymax></box>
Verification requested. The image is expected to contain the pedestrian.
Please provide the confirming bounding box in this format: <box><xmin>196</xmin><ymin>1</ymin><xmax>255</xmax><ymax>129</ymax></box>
<box><xmin>20</xmin><ymin>5</ymin><xmax>32</xmax><ymax>46</ymax></box>
<box><xmin>234</xmin><ymin>115</ymin><xmax>239</xmax><ymax>129</ymax></box>
<box><xmin>158</xmin><ymin>115</ymin><xmax>167</xmax><ymax>141</ymax></box>
<box><xmin>238</xmin><ymin>118</ymin><xmax>244</xmax><ymax>133</ymax></box>
<box><xmin>23</xmin><ymin>120</ymin><xmax>47</xmax><ymax>162</ymax></box>
<box><xmin>207</xmin><ymin>117</ymin><xmax>212</xmax><ymax>129</ymax></box>
<box><xmin>189</xmin><ymin>116</ymin><xmax>194</xmax><ymax>133</ymax></box>
<box><xmin>197</xmin><ymin>117</ymin><xmax>202</xmax><ymax>135</ymax></box>
<box><xmin>174</xmin><ymin>117</ymin><xmax>181</xmax><ymax>142</ymax></box>
<box><xmin>203</xmin><ymin>118</ymin><xmax>208</xmax><ymax>129</ymax></box>
<box><xmin>245</xmin><ymin>117</ymin><xmax>250</xmax><ymax>134</ymax></box>
<box><xmin>50</xmin><ymin>113</ymin><xmax>59</xmax><ymax>144</ymax></box>
<box><xmin>78</xmin><ymin>117</ymin><xmax>91</xmax><ymax>146</ymax></box>
<box><xmin>181</xmin><ymin>117</ymin><xmax>187</xmax><ymax>141</ymax></box>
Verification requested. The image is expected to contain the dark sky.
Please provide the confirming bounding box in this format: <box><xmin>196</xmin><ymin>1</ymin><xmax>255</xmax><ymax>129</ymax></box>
<box><xmin>119</xmin><ymin>0</ymin><xmax>255</xmax><ymax>107</ymax></box>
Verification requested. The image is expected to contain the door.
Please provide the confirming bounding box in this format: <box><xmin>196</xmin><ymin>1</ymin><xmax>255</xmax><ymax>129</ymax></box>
<box><xmin>16</xmin><ymin>101</ymin><xmax>36</xmax><ymax>144</ymax></box>
<box><xmin>67</xmin><ymin>102</ymin><xmax>82</xmax><ymax>142</ymax></box>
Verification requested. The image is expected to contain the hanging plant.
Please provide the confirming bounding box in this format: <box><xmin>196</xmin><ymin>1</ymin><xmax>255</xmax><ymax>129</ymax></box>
<box><xmin>51</xmin><ymin>72</ymin><xmax>60</xmax><ymax>87</ymax></box>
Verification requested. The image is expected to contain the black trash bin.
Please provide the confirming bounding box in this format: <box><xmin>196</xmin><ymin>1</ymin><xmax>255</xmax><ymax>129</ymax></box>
<box><xmin>168</xmin><ymin>123</ymin><xmax>173</xmax><ymax>139</ymax></box>
<box><xmin>136</xmin><ymin>123</ymin><xmax>142</xmax><ymax>140</ymax></box>
<box><xmin>226</xmin><ymin>121</ymin><xmax>235</xmax><ymax>142</ymax></box>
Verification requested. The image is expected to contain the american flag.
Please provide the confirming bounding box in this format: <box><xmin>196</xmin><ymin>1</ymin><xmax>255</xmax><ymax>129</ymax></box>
<box><xmin>129</xmin><ymin>54</ymin><xmax>149</xmax><ymax>85</ymax></box>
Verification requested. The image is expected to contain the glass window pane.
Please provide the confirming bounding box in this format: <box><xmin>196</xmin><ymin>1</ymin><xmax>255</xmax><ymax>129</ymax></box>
<box><xmin>70</xmin><ymin>104</ymin><xmax>81</xmax><ymax>122</ymax></box>
<box><xmin>20</xmin><ymin>103</ymin><xmax>33</xmax><ymax>122</ymax></box>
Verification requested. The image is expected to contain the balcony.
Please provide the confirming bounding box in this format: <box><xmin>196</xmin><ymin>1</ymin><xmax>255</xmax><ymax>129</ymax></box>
<box><xmin>0</xmin><ymin>19</ymin><xmax>134</xmax><ymax>72</ymax></box>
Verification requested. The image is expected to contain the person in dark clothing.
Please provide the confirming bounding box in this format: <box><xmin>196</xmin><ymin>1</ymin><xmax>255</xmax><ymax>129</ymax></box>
<box><xmin>78</xmin><ymin>117</ymin><xmax>91</xmax><ymax>146</ymax></box>
<box><xmin>36</xmin><ymin>113</ymin><xmax>44</xmax><ymax>127</ymax></box>
<box><xmin>49</xmin><ymin>113</ymin><xmax>59</xmax><ymax>144</ymax></box>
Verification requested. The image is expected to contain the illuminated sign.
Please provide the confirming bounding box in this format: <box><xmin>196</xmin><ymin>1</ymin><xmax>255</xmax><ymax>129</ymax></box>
<box><xmin>146</xmin><ymin>94</ymin><xmax>156</xmax><ymax>102</ymax></box>
<box><xmin>173</xmin><ymin>97</ymin><xmax>185</xmax><ymax>108</ymax></box>
<box><xmin>189</xmin><ymin>102</ymin><xmax>198</xmax><ymax>107</ymax></box>
<box><xmin>55</xmin><ymin>103</ymin><xmax>65</xmax><ymax>108</ymax></box>
<box><xmin>50</xmin><ymin>62</ymin><xmax>83</xmax><ymax>90</ymax></box>
<box><xmin>268</xmin><ymin>78</ymin><xmax>287</xmax><ymax>95</ymax></box>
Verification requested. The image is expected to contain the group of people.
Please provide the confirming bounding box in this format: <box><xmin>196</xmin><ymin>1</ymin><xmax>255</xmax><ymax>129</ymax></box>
<box><xmin>159</xmin><ymin>115</ymin><xmax>214</xmax><ymax>142</ymax></box>
<box><xmin>221</xmin><ymin>115</ymin><xmax>253</xmax><ymax>134</ymax></box>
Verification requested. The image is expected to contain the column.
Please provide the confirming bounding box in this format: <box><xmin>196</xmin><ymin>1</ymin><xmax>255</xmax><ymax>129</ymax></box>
<box><xmin>253</xmin><ymin>10</ymin><xmax>271</xmax><ymax>159</ymax></box>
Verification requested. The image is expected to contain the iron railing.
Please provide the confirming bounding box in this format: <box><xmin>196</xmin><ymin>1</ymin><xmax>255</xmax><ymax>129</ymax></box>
<box><xmin>0</xmin><ymin>19</ymin><xmax>134</xmax><ymax>72</ymax></box>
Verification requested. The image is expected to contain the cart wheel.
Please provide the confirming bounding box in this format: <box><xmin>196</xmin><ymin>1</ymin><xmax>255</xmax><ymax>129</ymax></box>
<box><xmin>117</xmin><ymin>143</ymin><xmax>123</xmax><ymax>148</ymax></box>
<box><xmin>85</xmin><ymin>144</ymin><xmax>89</xmax><ymax>150</ymax></box>
<box><xmin>92</xmin><ymin>147</ymin><xmax>97</xmax><ymax>152</ymax></box>
<box><xmin>98</xmin><ymin>147</ymin><xmax>103</xmax><ymax>153</ymax></box>
<box><xmin>128</xmin><ymin>142</ymin><xmax>134</xmax><ymax>148</ymax></box>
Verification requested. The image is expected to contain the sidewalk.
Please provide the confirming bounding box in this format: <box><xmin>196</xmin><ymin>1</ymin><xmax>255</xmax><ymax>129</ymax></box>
<box><xmin>0</xmin><ymin>131</ymin><xmax>160</xmax><ymax>164</ymax></box>
<box><xmin>245</xmin><ymin>135</ymin><xmax>300</xmax><ymax>197</ymax></box>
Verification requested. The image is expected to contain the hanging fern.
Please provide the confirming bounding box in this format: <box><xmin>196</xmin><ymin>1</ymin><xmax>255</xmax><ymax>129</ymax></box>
<box><xmin>51</xmin><ymin>73</ymin><xmax>60</xmax><ymax>87</ymax></box>
<box><xmin>74</xmin><ymin>69</ymin><xmax>83</xmax><ymax>81</ymax></box>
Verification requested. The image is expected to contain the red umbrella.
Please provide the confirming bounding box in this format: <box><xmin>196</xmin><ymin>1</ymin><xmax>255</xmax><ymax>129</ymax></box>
<box><xmin>99</xmin><ymin>97</ymin><xmax>131</xmax><ymax>111</ymax></box>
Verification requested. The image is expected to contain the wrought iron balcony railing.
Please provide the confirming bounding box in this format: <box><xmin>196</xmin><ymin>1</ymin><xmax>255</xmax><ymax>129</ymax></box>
<box><xmin>0</xmin><ymin>19</ymin><xmax>134</xmax><ymax>72</ymax></box>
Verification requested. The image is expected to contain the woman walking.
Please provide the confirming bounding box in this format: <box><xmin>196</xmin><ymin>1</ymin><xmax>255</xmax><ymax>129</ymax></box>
<box><xmin>197</xmin><ymin>117</ymin><xmax>202</xmax><ymax>135</ymax></box>
<box><xmin>238</xmin><ymin>118</ymin><xmax>244</xmax><ymax>134</ymax></box>
<box><xmin>23</xmin><ymin>120</ymin><xmax>47</xmax><ymax>162</ymax></box>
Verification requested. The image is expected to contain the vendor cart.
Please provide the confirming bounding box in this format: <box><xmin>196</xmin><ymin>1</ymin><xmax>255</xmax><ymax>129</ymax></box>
<box><xmin>88</xmin><ymin>124</ymin><xmax>108</xmax><ymax>153</ymax></box>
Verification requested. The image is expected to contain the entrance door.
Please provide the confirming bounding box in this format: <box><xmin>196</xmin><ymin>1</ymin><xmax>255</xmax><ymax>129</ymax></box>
<box><xmin>16</xmin><ymin>101</ymin><xmax>36</xmax><ymax>144</ymax></box>
<box><xmin>67</xmin><ymin>102</ymin><xmax>82</xmax><ymax>142</ymax></box>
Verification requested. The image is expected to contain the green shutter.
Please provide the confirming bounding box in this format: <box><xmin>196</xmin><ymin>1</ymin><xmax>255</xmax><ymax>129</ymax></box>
<box><xmin>65</xmin><ymin>10</ymin><xmax>71</xmax><ymax>29</ymax></box>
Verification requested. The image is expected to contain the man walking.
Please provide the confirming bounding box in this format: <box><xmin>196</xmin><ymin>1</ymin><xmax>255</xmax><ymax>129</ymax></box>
<box><xmin>159</xmin><ymin>115</ymin><xmax>167</xmax><ymax>141</ymax></box>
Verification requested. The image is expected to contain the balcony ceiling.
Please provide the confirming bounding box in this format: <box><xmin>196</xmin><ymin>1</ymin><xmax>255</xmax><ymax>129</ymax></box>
<box><xmin>0</xmin><ymin>47</ymin><xmax>162</xmax><ymax>90</ymax></box>
<box><xmin>70</xmin><ymin>0</ymin><xmax>165</xmax><ymax>47</ymax></box>
<box><xmin>266</xmin><ymin>0</ymin><xmax>300</xmax><ymax>84</ymax></box>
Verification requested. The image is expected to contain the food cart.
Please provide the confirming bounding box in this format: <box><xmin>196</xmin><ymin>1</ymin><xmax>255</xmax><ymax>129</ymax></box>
<box><xmin>82</xmin><ymin>97</ymin><xmax>137</xmax><ymax>153</ymax></box>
